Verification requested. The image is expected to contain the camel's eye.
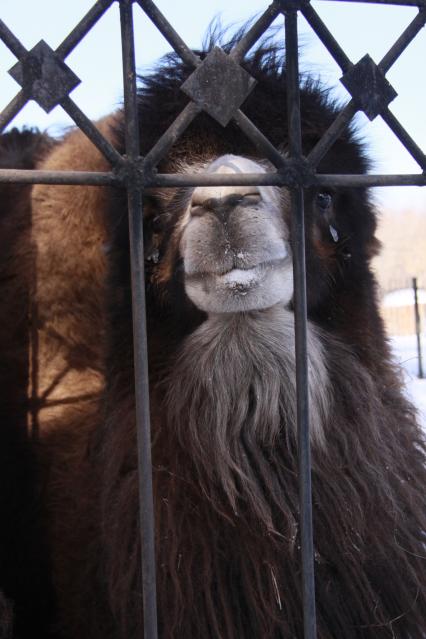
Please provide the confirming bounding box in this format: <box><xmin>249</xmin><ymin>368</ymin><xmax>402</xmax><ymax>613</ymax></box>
<box><xmin>242</xmin><ymin>193</ymin><xmax>262</xmax><ymax>206</ymax></box>
<box><xmin>152</xmin><ymin>215</ymin><xmax>163</xmax><ymax>233</ymax></box>
<box><xmin>316</xmin><ymin>192</ymin><xmax>332</xmax><ymax>213</ymax></box>
<box><xmin>151</xmin><ymin>212</ymin><xmax>170</xmax><ymax>233</ymax></box>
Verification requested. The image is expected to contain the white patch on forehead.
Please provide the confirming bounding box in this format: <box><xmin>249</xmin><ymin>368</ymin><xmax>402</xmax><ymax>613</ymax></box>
<box><xmin>192</xmin><ymin>154</ymin><xmax>279</xmax><ymax>206</ymax></box>
<box><xmin>209</xmin><ymin>154</ymin><xmax>264</xmax><ymax>173</ymax></box>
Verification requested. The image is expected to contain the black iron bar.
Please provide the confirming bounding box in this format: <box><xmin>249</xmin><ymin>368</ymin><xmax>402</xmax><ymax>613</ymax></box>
<box><xmin>285</xmin><ymin>8</ymin><xmax>317</xmax><ymax>639</ymax></box>
<box><xmin>0</xmin><ymin>18</ymin><xmax>27</xmax><ymax>59</ymax></box>
<box><xmin>136</xmin><ymin>0</ymin><xmax>200</xmax><ymax>67</ymax></box>
<box><xmin>412</xmin><ymin>277</ymin><xmax>424</xmax><ymax>379</ymax></box>
<box><xmin>316</xmin><ymin>0</ymin><xmax>425</xmax><ymax>5</ymax></box>
<box><xmin>146</xmin><ymin>171</ymin><xmax>426</xmax><ymax>188</ymax></box>
<box><xmin>56</xmin><ymin>0</ymin><xmax>115</xmax><ymax>59</ymax></box>
<box><xmin>300</xmin><ymin>3</ymin><xmax>352</xmax><ymax>73</ymax></box>
<box><xmin>232</xmin><ymin>110</ymin><xmax>288</xmax><ymax>168</ymax></box>
<box><xmin>143</xmin><ymin>102</ymin><xmax>202</xmax><ymax>170</ymax></box>
<box><xmin>0</xmin><ymin>169</ymin><xmax>121</xmax><ymax>185</ymax></box>
<box><xmin>145</xmin><ymin>171</ymin><xmax>294</xmax><ymax>187</ymax></box>
<box><xmin>379</xmin><ymin>8</ymin><xmax>426</xmax><ymax>73</ymax></box>
<box><xmin>381</xmin><ymin>107</ymin><xmax>426</xmax><ymax>170</ymax></box>
<box><xmin>0</xmin><ymin>20</ymin><xmax>30</xmax><ymax>134</ymax></box>
<box><xmin>230</xmin><ymin>1</ymin><xmax>281</xmax><ymax>63</ymax></box>
<box><xmin>307</xmin><ymin>101</ymin><xmax>358</xmax><ymax>168</ymax></box>
<box><xmin>59</xmin><ymin>95</ymin><xmax>124</xmax><ymax>166</ymax></box>
<box><xmin>0</xmin><ymin>91</ymin><xmax>28</xmax><ymax>134</ymax></box>
<box><xmin>119</xmin><ymin>2</ymin><xmax>158</xmax><ymax>639</ymax></box>
<box><xmin>311</xmin><ymin>173</ymin><xmax>426</xmax><ymax>187</ymax></box>
<box><xmin>1</xmin><ymin>168</ymin><xmax>425</xmax><ymax>188</ymax></box>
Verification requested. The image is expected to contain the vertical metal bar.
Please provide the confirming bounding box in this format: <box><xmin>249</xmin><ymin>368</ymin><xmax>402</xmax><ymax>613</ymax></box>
<box><xmin>412</xmin><ymin>277</ymin><xmax>424</xmax><ymax>379</ymax></box>
<box><xmin>284</xmin><ymin>8</ymin><xmax>317</xmax><ymax>639</ymax></box>
<box><xmin>119</xmin><ymin>1</ymin><xmax>158</xmax><ymax>638</ymax></box>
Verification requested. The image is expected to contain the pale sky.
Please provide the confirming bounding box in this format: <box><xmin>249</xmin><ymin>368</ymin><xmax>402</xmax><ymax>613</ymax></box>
<box><xmin>1</xmin><ymin>0</ymin><xmax>425</xmax><ymax>213</ymax></box>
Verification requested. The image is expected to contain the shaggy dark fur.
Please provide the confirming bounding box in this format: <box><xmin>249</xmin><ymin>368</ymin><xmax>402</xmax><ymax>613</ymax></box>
<box><xmin>0</xmin><ymin>592</ymin><xmax>13</xmax><ymax>639</ymax></box>
<box><xmin>0</xmin><ymin>129</ymin><xmax>56</xmax><ymax>639</ymax></box>
<box><xmin>0</xmin><ymin>33</ymin><xmax>425</xmax><ymax>639</ymax></box>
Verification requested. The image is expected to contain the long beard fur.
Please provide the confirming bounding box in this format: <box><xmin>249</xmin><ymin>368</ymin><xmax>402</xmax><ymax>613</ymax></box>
<box><xmin>165</xmin><ymin>304</ymin><xmax>330</xmax><ymax>525</ymax></box>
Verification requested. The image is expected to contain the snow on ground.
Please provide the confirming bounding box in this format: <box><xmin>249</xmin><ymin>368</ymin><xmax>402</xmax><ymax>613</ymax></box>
<box><xmin>383</xmin><ymin>288</ymin><xmax>426</xmax><ymax>308</ymax></box>
<box><xmin>390</xmin><ymin>333</ymin><xmax>426</xmax><ymax>431</ymax></box>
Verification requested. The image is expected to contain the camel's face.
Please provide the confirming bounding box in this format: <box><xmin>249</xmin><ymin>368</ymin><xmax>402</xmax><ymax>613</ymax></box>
<box><xmin>178</xmin><ymin>155</ymin><xmax>293</xmax><ymax>313</ymax></box>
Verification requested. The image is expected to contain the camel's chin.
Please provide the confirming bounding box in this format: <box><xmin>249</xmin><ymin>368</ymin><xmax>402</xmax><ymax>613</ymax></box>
<box><xmin>184</xmin><ymin>261</ymin><xmax>293</xmax><ymax>313</ymax></box>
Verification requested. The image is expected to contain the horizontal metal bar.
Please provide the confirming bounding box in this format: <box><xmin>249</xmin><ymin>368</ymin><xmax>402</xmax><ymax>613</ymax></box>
<box><xmin>59</xmin><ymin>96</ymin><xmax>124</xmax><ymax>167</ymax></box>
<box><xmin>300</xmin><ymin>3</ymin><xmax>352</xmax><ymax>73</ymax></box>
<box><xmin>136</xmin><ymin>0</ymin><xmax>200</xmax><ymax>67</ymax></box>
<box><xmin>146</xmin><ymin>171</ymin><xmax>290</xmax><ymax>187</ymax></box>
<box><xmin>379</xmin><ymin>7</ymin><xmax>426</xmax><ymax>73</ymax></box>
<box><xmin>314</xmin><ymin>0</ymin><xmax>425</xmax><ymax>5</ymax></box>
<box><xmin>144</xmin><ymin>172</ymin><xmax>426</xmax><ymax>188</ymax></box>
<box><xmin>0</xmin><ymin>18</ymin><xmax>27</xmax><ymax>59</ymax></box>
<box><xmin>312</xmin><ymin>173</ymin><xmax>426</xmax><ymax>187</ymax></box>
<box><xmin>56</xmin><ymin>0</ymin><xmax>115</xmax><ymax>59</ymax></box>
<box><xmin>1</xmin><ymin>168</ymin><xmax>424</xmax><ymax>189</ymax></box>
<box><xmin>0</xmin><ymin>90</ymin><xmax>28</xmax><ymax>134</ymax></box>
<box><xmin>0</xmin><ymin>169</ymin><xmax>122</xmax><ymax>185</ymax></box>
<box><xmin>230</xmin><ymin>1</ymin><xmax>281</xmax><ymax>63</ymax></box>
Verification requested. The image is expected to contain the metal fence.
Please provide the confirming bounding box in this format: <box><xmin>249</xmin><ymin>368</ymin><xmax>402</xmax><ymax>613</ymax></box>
<box><xmin>0</xmin><ymin>1</ymin><xmax>425</xmax><ymax>638</ymax></box>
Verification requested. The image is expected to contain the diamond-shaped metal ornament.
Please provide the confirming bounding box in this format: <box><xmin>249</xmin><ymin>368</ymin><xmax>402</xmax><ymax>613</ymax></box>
<box><xmin>181</xmin><ymin>47</ymin><xmax>256</xmax><ymax>127</ymax></box>
<box><xmin>340</xmin><ymin>54</ymin><xmax>397</xmax><ymax>121</ymax></box>
<box><xmin>9</xmin><ymin>40</ymin><xmax>81</xmax><ymax>113</ymax></box>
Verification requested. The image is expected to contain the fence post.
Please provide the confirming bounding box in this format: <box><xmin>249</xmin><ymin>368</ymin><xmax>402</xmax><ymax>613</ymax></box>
<box><xmin>285</xmin><ymin>8</ymin><xmax>317</xmax><ymax>639</ymax></box>
<box><xmin>412</xmin><ymin>277</ymin><xmax>424</xmax><ymax>379</ymax></box>
<box><xmin>119</xmin><ymin>1</ymin><xmax>158</xmax><ymax>637</ymax></box>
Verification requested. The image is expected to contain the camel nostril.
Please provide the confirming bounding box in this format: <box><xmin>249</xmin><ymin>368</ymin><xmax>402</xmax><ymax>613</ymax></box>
<box><xmin>226</xmin><ymin>194</ymin><xmax>244</xmax><ymax>208</ymax></box>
